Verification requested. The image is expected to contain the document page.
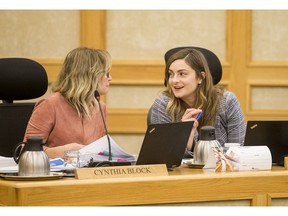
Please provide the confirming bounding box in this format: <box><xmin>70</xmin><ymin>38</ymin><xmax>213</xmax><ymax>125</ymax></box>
<box><xmin>79</xmin><ymin>135</ymin><xmax>136</xmax><ymax>163</ymax></box>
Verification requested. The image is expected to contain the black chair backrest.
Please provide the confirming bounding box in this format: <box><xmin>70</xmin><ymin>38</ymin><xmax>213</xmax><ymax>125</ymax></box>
<box><xmin>0</xmin><ymin>58</ymin><xmax>48</xmax><ymax>157</ymax></box>
<box><xmin>0</xmin><ymin>58</ymin><xmax>48</xmax><ymax>103</ymax></box>
<box><xmin>0</xmin><ymin>103</ymin><xmax>35</xmax><ymax>157</ymax></box>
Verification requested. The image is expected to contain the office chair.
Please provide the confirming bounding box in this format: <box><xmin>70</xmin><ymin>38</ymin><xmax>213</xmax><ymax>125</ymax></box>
<box><xmin>147</xmin><ymin>47</ymin><xmax>223</xmax><ymax>124</ymax></box>
<box><xmin>0</xmin><ymin>58</ymin><xmax>48</xmax><ymax>157</ymax></box>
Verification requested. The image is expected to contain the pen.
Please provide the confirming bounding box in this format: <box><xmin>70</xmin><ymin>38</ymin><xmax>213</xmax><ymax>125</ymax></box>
<box><xmin>196</xmin><ymin>112</ymin><xmax>203</xmax><ymax>121</ymax></box>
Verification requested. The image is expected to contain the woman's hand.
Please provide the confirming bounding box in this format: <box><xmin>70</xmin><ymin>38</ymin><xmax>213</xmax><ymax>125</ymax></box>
<box><xmin>182</xmin><ymin>108</ymin><xmax>202</xmax><ymax>135</ymax></box>
<box><xmin>182</xmin><ymin>108</ymin><xmax>202</xmax><ymax>151</ymax></box>
<box><xmin>182</xmin><ymin>108</ymin><xmax>202</xmax><ymax>122</ymax></box>
<box><xmin>44</xmin><ymin>143</ymin><xmax>85</xmax><ymax>159</ymax></box>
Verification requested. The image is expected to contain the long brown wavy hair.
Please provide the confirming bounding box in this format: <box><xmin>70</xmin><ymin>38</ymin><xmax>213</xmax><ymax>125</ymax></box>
<box><xmin>163</xmin><ymin>48</ymin><xmax>224</xmax><ymax>128</ymax></box>
<box><xmin>52</xmin><ymin>47</ymin><xmax>111</xmax><ymax>119</ymax></box>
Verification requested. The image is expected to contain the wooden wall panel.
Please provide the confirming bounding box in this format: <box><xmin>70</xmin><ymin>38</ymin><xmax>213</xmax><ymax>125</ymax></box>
<box><xmin>35</xmin><ymin>10</ymin><xmax>288</xmax><ymax>135</ymax></box>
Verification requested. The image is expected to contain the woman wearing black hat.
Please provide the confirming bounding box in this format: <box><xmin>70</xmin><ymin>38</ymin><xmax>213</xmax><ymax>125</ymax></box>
<box><xmin>147</xmin><ymin>47</ymin><xmax>246</xmax><ymax>153</ymax></box>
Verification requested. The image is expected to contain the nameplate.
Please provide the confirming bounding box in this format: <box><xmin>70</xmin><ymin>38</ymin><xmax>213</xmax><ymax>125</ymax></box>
<box><xmin>75</xmin><ymin>164</ymin><xmax>168</xmax><ymax>179</ymax></box>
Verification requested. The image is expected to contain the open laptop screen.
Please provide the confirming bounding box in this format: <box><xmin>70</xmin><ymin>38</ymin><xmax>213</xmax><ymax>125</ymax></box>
<box><xmin>136</xmin><ymin>121</ymin><xmax>194</xmax><ymax>169</ymax></box>
<box><xmin>244</xmin><ymin>121</ymin><xmax>288</xmax><ymax>166</ymax></box>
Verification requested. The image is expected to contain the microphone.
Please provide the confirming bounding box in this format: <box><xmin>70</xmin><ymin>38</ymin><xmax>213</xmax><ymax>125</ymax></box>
<box><xmin>89</xmin><ymin>91</ymin><xmax>131</xmax><ymax>167</ymax></box>
<box><xmin>94</xmin><ymin>90</ymin><xmax>112</xmax><ymax>161</ymax></box>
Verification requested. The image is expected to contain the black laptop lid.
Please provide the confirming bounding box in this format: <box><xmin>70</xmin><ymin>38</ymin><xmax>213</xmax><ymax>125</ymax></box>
<box><xmin>136</xmin><ymin>121</ymin><xmax>194</xmax><ymax>169</ymax></box>
<box><xmin>244</xmin><ymin>121</ymin><xmax>288</xmax><ymax>166</ymax></box>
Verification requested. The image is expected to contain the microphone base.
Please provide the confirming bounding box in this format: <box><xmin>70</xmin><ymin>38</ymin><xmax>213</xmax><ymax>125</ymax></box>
<box><xmin>86</xmin><ymin>160</ymin><xmax>132</xmax><ymax>167</ymax></box>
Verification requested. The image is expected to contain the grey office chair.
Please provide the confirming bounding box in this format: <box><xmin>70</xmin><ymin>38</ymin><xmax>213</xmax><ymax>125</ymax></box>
<box><xmin>0</xmin><ymin>58</ymin><xmax>48</xmax><ymax>157</ymax></box>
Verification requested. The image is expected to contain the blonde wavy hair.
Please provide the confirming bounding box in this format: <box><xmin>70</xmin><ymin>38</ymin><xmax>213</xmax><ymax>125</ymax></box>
<box><xmin>52</xmin><ymin>47</ymin><xmax>111</xmax><ymax>119</ymax></box>
<box><xmin>163</xmin><ymin>48</ymin><xmax>224</xmax><ymax>127</ymax></box>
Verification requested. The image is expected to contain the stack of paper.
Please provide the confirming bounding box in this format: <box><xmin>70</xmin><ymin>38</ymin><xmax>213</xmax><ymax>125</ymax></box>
<box><xmin>0</xmin><ymin>156</ymin><xmax>18</xmax><ymax>173</ymax></box>
<box><xmin>79</xmin><ymin>135</ymin><xmax>136</xmax><ymax>163</ymax></box>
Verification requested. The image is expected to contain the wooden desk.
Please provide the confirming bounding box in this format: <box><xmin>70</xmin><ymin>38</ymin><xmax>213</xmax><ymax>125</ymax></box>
<box><xmin>1</xmin><ymin>165</ymin><xmax>288</xmax><ymax>206</ymax></box>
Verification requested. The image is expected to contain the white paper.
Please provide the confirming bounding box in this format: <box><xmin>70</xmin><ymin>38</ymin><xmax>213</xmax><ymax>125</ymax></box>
<box><xmin>203</xmin><ymin>146</ymin><xmax>272</xmax><ymax>172</ymax></box>
<box><xmin>0</xmin><ymin>156</ymin><xmax>17</xmax><ymax>167</ymax></box>
<box><xmin>0</xmin><ymin>156</ymin><xmax>18</xmax><ymax>173</ymax></box>
<box><xmin>79</xmin><ymin>135</ymin><xmax>136</xmax><ymax>163</ymax></box>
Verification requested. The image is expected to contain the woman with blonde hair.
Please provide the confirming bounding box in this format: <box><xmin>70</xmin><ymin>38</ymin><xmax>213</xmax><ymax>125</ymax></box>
<box><xmin>24</xmin><ymin>47</ymin><xmax>112</xmax><ymax>158</ymax></box>
<box><xmin>148</xmin><ymin>47</ymin><xmax>246</xmax><ymax>153</ymax></box>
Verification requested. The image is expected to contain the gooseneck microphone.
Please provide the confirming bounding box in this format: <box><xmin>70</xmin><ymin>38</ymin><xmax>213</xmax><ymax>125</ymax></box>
<box><xmin>90</xmin><ymin>91</ymin><xmax>131</xmax><ymax>167</ymax></box>
<box><xmin>94</xmin><ymin>90</ymin><xmax>112</xmax><ymax>161</ymax></box>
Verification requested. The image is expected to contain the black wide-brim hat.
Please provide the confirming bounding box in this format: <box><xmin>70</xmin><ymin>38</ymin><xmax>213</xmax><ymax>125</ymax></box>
<box><xmin>164</xmin><ymin>46</ymin><xmax>222</xmax><ymax>85</ymax></box>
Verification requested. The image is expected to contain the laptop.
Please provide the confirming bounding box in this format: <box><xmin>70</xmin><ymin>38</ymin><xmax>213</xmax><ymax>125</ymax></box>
<box><xmin>244</xmin><ymin>120</ymin><xmax>288</xmax><ymax>166</ymax></box>
<box><xmin>136</xmin><ymin>121</ymin><xmax>194</xmax><ymax>169</ymax></box>
<box><xmin>86</xmin><ymin>121</ymin><xmax>194</xmax><ymax>169</ymax></box>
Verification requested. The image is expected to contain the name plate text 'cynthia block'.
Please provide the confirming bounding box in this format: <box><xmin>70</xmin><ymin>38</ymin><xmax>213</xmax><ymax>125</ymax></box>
<box><xmin>75</xmin><ymin>164</ymin><xmax>168</xmax><ymax>179</ymax></box>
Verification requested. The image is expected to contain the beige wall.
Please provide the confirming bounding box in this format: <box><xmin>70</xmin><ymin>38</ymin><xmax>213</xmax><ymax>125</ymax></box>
<box><xmin>106</xmin><ymin>10</ymin><xmax>226</xmax><ymax>60</ymax></box>
<box><xmin>106</xmin><ymin>10</ymin><xmax>226</xmax><ymax>107</ymax></box>
<box><xmin>0</xmin><ymin>10</ymin><xmax>80</xmax><ymax>58</ymax></box>
<box><xmin>1</xmin><ymin>10</ymin><xmax>288</xmax><ymax>155</ymax></box>
<box><xmin>252</xmin><ymin>11</ymin><xmax>288</xmax><ymax>61</ymax></box>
